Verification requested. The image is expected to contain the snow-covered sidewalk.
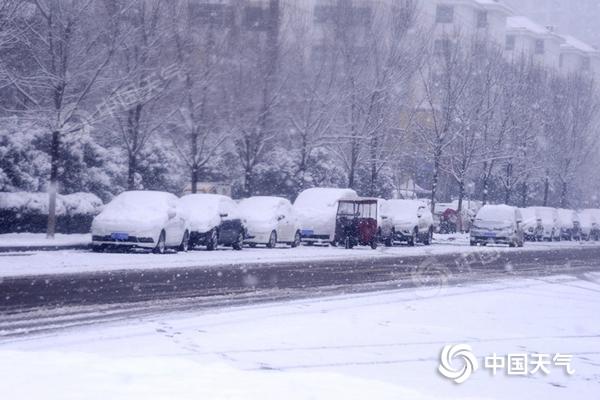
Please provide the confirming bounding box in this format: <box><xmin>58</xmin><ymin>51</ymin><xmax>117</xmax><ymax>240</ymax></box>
<box><xmin>0</xmin><ymin>233</ymin><xmax>91</xmax><ymax>250</ymax></box>
<box><xmin>2</xmin><ymin>273</ymin><xmax>599</xmax><ymax>399</ymax></box>
<box><xmin>0</xmin><ymin>236</ymin><xmax>597</xmax><ymax>278</ymax></box>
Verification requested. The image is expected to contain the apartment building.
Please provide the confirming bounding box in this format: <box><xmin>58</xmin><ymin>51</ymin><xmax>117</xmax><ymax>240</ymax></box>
<box><xmin>558</xmin><ymin>34</ymin><xmax>600</xmax><ymax>77</ymax></box>
<box><xmin>420</xmin><ymin>0</ymin><xmax>512</xmax><ymax>47</ymax></box>
<box><xmin>504</xmin><ymin>16</ymin><xmax>562</xmax><ymax>69</ymax></box>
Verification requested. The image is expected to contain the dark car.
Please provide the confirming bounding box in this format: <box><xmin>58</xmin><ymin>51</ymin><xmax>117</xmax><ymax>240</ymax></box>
<box><xmin>334</xmin><ymin>199</ymin><xmax>379</xmax><ymax>249</ymax></box>
<box><xmin>178</xmin><ymin>194</ymin><xmax>246</xmax><ymax>250</ymax></box>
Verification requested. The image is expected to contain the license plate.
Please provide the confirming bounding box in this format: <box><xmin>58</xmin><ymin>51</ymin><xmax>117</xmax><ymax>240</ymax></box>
<box><xmin>111</xmin><ymin>232</ymin><xmax>129</xmax><ymax>241</ymax></box>
<box><xmin>483</xmin><ymin>232</ymin><xmax>496</xmax><ymax>238</ymax></box>
<box><xmin>301</xmin><ymin>229</ymin><xmax>314</xmax><ymax>236</ymax></box>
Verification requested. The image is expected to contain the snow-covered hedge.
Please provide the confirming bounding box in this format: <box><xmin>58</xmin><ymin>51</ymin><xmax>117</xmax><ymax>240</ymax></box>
<box><xmin>0</xmin><ymin>192</ymin><xmax>103</xmax><ymax>234</ymax></box>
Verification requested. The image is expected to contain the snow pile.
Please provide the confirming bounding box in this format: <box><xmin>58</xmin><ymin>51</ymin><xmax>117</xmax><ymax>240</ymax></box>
<box><xmin>0</xmin><ymin>233</ymin><xmax>91</xmax><ymax>248</ymax></box>
<box><xmin>0</xmin><ymin>351</ymin><xmax>437</xmax><ymax>400</ymax></box>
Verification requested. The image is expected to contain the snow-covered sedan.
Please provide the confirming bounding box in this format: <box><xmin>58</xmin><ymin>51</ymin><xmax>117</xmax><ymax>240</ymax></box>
<box><xmin>238</xmin><ymin>196</ymin><xmax>301</xmax><ymax>248</ymax></box>
<box><xmin>91</xmin><ymin>191</ymin><xmax>189</xmax><ymax>254</ymax></box>
<box><xmin>579</xmin><ymin>209</ymin><xmax>600</xmax><ymax>241</ymax></box>
<box><xmin>531</xmin><ymin>207</ymin><xmax>560</xmax><ymax>241</ymax></box>
<box><xmin>178</xmin><ymin>194</ymin><xmax>245</xmax><ymax>250</ymax></box>
<box><xmin>380</xmin><ymin>200</ymin><xmax>434</xmax><ymax>247</ymax></box>
<box><xmin>293</xmin><ymin>187</ymin><xmax>358</xmax><ymax>245</ymax></box>
<box><xmin>576</xmin><ymin>210</ymin><xmax>595</xmax><ymax>241</ymax></box>
<box><xmin>470</xmin><ymin>205</ymin><xmax>524</xmax><ymax>247</ymax></box>
<box><xmin>556</xmin><ymin>208</ymin><xmax>579</xmax><ymax>241</ymax></box>
<box><xmin>519</xmin><ymin>207</ymin><xmax>542</xmax><ymax>241</ymax></box>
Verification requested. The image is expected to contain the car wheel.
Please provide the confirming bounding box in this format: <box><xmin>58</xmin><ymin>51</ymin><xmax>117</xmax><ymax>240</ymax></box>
<box><xmin>291</xmin><ymin>231</ymin><xmax>301</xmax><ymax>248</ymax></box>
<box><xmin>249</xmin><ymin>243</ymin><xmax>257</xmax><ymax>248</ymax></box>
<box><xmin>206</xmin><ymin>229</ymin><xmax>218</xmax><ymax>251</ymax></box>
<box><xmin>470</xmin><ymin>240</ymin><xmax>477</xmax><ymax>247</ymax></box>
<box><xmin>266</xmin><ymin>231</ymin><xmax>277</xmax><ymax>249</ymax></box>
<box><xmin>232</xmin><ymin>231</ymin><xmax>244</xmax><ymax>251</ymax></box>
<box><xmin>408</xmin><ymin>229</ymin><xmax>417</xmax><ymax>247</ymax></box>
<box><xmin>344</xmin><ymin>236</ymin><xmax>353</xmax><ymax>249</ymax></box>
<box><xmin>153</xmin><ymin>230</ymin><xmax>166</xmax><ymax>254</ymax></box>
<box><xmin>423</xmin><ymin>227</ymin><xmax>433</xmax><ymax>246</ymax></box>
<box><xmin>178</xmin><ymin>230</ymin><xmax>190</xmax><ymax>252</ymax></box>
<box><xmin>92</xmin><ymin>245</ymin><xmax>105</xmax><ymax>253</ymax></box>
<box><xmin>384</xmin><ymin>236</ymin><xmax>393</xmax><ymax>247</ymax></box>
<box><xmin>370</xmin><ymin>238</ymin><xmax>378</xmax><ymax>250</ymax></box>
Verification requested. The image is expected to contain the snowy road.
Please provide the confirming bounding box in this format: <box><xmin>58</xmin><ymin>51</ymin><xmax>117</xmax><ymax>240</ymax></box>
<box><xmin>1</xmin><ymin>272</ymin><xmax>599</xmax><ymax>399</ymax></box>
<box><xmin>1</xmin><ymin>241</ymin><xmax>599</xmax><ymax>337</ymax></box>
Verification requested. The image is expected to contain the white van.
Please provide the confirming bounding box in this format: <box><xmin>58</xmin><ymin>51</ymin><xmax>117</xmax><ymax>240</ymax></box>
<box><xmin>293</xmin><ymin>188</ymin><xmax>358</xmax><ymax>245</ymax></box>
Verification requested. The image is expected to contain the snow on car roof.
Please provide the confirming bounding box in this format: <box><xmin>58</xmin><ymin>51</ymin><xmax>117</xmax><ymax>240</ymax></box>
<box><xmin>476</xmin><ymin>204</ymin><xmax>515</xmax><ymax>220</ymax></box>
<box><xmin>294</xmin><ymin>188</ymin><xmax>358</xmax><ymax>209</ymax></box>
<box><xmin>239</xmin><ymin>196</ymin><xmax>286</xmax><ymax>214</ymax></box>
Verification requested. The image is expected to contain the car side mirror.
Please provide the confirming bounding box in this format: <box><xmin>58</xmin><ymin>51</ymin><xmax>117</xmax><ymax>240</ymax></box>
<box><xmin>381</xmin><ymin>216</ymin><xmax>388</xmax><ymax>220</ymax></box>
<box><xmin>220</xmin><ymin>213</ymin><xmax>228</xmax><ymax>218</ymax></box>
<box><xmin>277</xmin><ymin>215</ymin><xmax>285</xmax><ymax>221</ymax></box>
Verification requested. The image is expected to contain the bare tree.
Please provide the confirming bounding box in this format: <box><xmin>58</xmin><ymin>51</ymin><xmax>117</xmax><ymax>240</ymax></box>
<box><xmin>7</xmin><ymin>0</ymin><xmax>120</xmax><ymax>237</ymax></box>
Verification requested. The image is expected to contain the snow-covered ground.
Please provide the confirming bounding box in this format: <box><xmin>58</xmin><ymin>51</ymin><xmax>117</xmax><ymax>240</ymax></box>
<box><xmin>1</xmin><ymin>273</ymin><xmax>599</xmax><ymax>399</ymax></box>
<box><xmin>0</xmin><ymin>233</ymin><xmax>91</xmax><ymax>249</ymax></box>
<box><xmin>0</xmin><ymin>234</ymin><xmax>598</xmax><ymax>277</ymax></box>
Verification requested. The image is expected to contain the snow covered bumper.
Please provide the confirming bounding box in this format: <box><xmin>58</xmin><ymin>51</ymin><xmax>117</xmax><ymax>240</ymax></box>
<box><xmin>244</xmin><ymin>231</ymin><xmax>272</xmax><ymax>245</ymax></box>
<box><xmin>92</xmin><ymin>234</ymin><xmax>155</xmax><ymax>249</ymax></box>
<box><xmin>300</xmin><ymin>229</ymin><xmax>332</xmax><ymax>245</ymax></box>
<box><xmin>470</xmin><ymin>229</ymin><xmax>514</xmax><ymax>245</ymax></box>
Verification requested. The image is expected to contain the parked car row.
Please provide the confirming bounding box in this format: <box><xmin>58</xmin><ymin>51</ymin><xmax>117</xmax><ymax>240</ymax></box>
<box><xmin>518</xmin><ymin>206</ymin><xmax>600</xmax><ymax>242</ymax></box>
<box><xmin>470</xmin><ymin>204</ymin><xmax>600</xmax><ymax>247</ymax></box>
<box><xmin>90</xmin><ymin>188</ymin><xmax>437</xmax><ymax>253</ymax></box>
<box><xmin>91</xmin><ymin>191</ymin><xmax>300</xmax><ymax>254</ymax></box>
<box><xmin>90</xmin><ymin>189</ymin><xmax>600</xmax><ymax>254</ymax></box>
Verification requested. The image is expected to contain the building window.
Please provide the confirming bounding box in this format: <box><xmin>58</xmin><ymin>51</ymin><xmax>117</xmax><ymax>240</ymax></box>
<box><xmin>434</xmin><ymin>39</ymin><xmax>451</xmax><ymax>56</ymax></box>
<box><xmin>505</xmin><ymin>35</ymin><xmax>515</xmax><ymax>51</ymax></box>
<box><xmin>534</xmin><ymin>39</ymin><xmax>545</xmax><ymax>55</ymax></box>
<box><xmin>477</xmin><ymin>11</ymin><xmax>488</xmax><ymax>28</ymax></box>
<box><xmin>314</xmin><ymin>4</ymin><xmax>371</xmax><ymax>27</ymax></box>
<box><xmin>582</xmin><ymin>57</ymin><xmax>591</xmax><ymax>71</ymax></box>
<box><xmin>559</xmin><ymin>54</ymin><xmax>564</xmax><ymax>68</ymax></box>
<box><xmin>436</xmin><ymin>5</ymin><xmax>454</xmax><ymax>24</ymax></box>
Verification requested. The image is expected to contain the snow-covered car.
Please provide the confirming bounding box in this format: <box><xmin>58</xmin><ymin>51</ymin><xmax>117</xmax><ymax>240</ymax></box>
<box><xmin>179</xmin><ymin>194</ymin><xmax>246</xmax><ymax>250</ymax></box>
<box><xmin>293</xmin><ymin>187</ymin><xmax>358</xmax><ymax>245</ymax></box>
<box><xmin>530</xmin><ymin>207</ymin><xmax>560</xmax><ymax>241</ymax></box>
<box><xmin>91</xmin><ymin>191</ymin><xmax>189</xmax><ymax>254</ymax></box>
<box><xmin>470</xmin><ymin>205</ymin><xmax>524</xmax><ymax>247</ymax></box>
<box><xmin>380</xmin><ymin>200</ymin><xmax>434</xmax><ymax>247</ymax></box>
<box><xmin>238</xmin><ymin>196</ymin><xmax>301</xmax><ymax>248</ymax></box>
<box><xmin>519</xmin><ymin>207</ymin><xmax>542</xmax><ymax>241</ymax></box>
<box><xmin>556</xmin><ymin>208</ymin><xmax>579</xmax><ymax>241</ymax></box>
<box><xmin>576</xmin><ymin>210</ymin><xmax>595</xmax><ymax>241</ymax></box>
<box><xmin>579</xmin><ymin>209</ymin><xmax>600</xmax><ymax>241</ymax></box>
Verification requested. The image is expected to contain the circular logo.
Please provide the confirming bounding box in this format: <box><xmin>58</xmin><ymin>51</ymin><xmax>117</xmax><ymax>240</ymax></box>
<box><xmin>438</xmin><ymin>344</ymin><xmax>479</xmax><ymax>384</ymax></box>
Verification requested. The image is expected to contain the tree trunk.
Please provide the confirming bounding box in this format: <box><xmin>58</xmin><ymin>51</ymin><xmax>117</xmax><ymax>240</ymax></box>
<box><xmin>191</xmin><ymin>166</ymin><xmax>198</xmax><ymax>194</ymax></box>
<box><xmin>457</xmin><ymin>178</ymin><xmax>465</xmax><ymax>233</ymax></box>
<box><xmin>128</xmin><ymin>153</ymin><xmax>137</xmax><ymax>190</ymax></box>
<box><xmin>520</xmin><ymin>182</ymin><xmax>528</xmax><ymax>208</ymax></box>
<box><xmin>46</xmin><ymin>130</ymin><xmax>60</xmax><ymax>238</ymax></box>
<box><xmin>504</xmin><ymin>163</ymin><xmax>513</xmax><ymax>205</ymax></box>
<box><xmin>560</xmin><ymin>181</ymin><xmax>568</xmax><ymax>208</ymax></box>
<box><xmin>430</xmin><ymin>147</ymin><xmax>441</xmax><ymax>214</ymax></box>
<box><xmin>543</xmin><ymin>174</ymin><xmax>550</xmax><ymax>207</ymax></box>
